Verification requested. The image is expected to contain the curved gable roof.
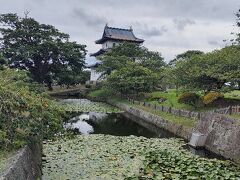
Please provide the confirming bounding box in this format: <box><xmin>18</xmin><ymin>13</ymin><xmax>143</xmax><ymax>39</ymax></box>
<box><xmin>95</xmin><ymin>25</ymin><xmax>144</xmax><ymax>44</ymax></box>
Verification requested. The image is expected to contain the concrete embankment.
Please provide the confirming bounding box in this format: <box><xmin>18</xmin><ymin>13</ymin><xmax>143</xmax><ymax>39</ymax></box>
<box><xmin>0</xmin><ymin>143</ymin><xmax>42</xmax><ymax>180</ymax></box>
<box><xmin>108</xmin><ymin>100</ymin><xmax>240</xmax><ymax>163</ymax></box>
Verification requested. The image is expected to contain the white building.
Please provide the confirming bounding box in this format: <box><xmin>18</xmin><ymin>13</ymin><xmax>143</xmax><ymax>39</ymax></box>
<box><xmin>89</xmin><ymin>24</ymin><xmax>144</xmax><ymax>83</ymax></box>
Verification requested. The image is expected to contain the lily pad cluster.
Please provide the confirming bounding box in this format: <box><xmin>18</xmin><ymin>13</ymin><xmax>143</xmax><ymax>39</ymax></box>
<box><xmin>59</xmin><ymin>99</ymin><xmax>122</xmax><ymax>113</ymax></box>
<box><xmin>42</xmin><ymin>135</ymin><xmax>240</xmax><ymax>179</ymax></box>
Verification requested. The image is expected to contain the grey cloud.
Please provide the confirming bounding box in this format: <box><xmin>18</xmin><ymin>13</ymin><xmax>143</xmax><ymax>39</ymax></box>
<box><xmin>0</xmin><ymin>0</ymin><xmax>238</xmax><ymax>62</ymax></box>
<box><xmin>208</xmin><ymin>40</ymin><xmax>220</xmax><ymax>46</ymax></box>
<box><xmin>173</xmin><ymin>18</ymin><xmax>196</xmax><ymax>31</ymax></box>
<box><xmin>72</xmin><ymin>8</ymin><xmax>107</xmax><ymax>27</ymax></box>
<box><xmin>141</xmin><ymin>26</ymin><xmax>168</xmax><ymax>37</ymax></box>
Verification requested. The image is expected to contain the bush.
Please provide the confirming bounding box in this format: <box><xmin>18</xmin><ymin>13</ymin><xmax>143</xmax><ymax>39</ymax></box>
<box><xmin>178</xmin><ymin>92</ymin><xmax>201</xmax><ymax>108</ymax></box>
<box><xmin>0</xmin><ymin>69</ymin><xmax>65</xmax><ymax>149</ymax></box>
<box><xmin>203</xmin><ymin>92</ymin><xmax>224</xmax><ymax>105</ymax></box>
<box><xmin>88</xmin><ymin>88</ymin><xmax>114</xmax><ymax>99</ymax></box>
<box><xmin>148</xmin><ymin>93</ymin><xmax>167</xmax><ymax>102</ymax></box>
<box><xmin>85</xmin><ymin>84</ymin><xmax>92</xmax><ymax>88</ymax></box>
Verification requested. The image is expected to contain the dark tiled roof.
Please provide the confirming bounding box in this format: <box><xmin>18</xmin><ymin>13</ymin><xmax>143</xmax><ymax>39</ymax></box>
<box><xmin>90</xmin><ymin>49</ymin><xmax>107</xmax><ymax>57</ymax></box>
<box><xmin>86</xmin><ymin>62</ymin><xmax>102</xmax><ymax>68</ymax></box>
<box><xmin>95</xmin><ymin>25</ymin><xmax>144</xmax><ymax>44</ymax></box>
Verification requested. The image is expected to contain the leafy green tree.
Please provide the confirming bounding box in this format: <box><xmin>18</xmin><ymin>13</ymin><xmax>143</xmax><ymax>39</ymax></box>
<box><xmin>236</xmin><ymin>9</ymin><xmax>240</xmax><ymax>43</ymax></box>
<box><xmin>169</xmin><ymin>50</ymin><xmax>204</xmax><ymax>66</ymax></box>
<box><xmin>97</xmin><ymin>42</ymin><xmax>166</xmax><ymax>95</ymax></box>
<box><xmin>0</xmin><ymin>68</ymin><xmax>64</xmax><ymax>149</ymax></box>
<box><xmin>98</xmin><ymin>42</ymin><xmax>165</xmax><ymax>74</ymax></box>
<box><xmin>106</xmin><ymin>64</ymin><xmax>159</xmax><ymax>95</ymax></box>
<box><xmin>57</xmin><ymin>70</ymin><xmax>90</xmax><ymax>87</ymax></box>
<box><xmin>0</xmin><ymin>13</ymin><xmax>86</xmax><ymax>90</ymax></box>
<box><xmin>172</xmin><ymin>46</ymin><xmax>240</xmax><ymax>92</ymax></box>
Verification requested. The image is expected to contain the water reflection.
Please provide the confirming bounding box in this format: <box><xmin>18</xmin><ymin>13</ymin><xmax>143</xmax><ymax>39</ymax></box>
<box><xmin>64</xmin><ymin>114</ymin><xmax>93</xmax><ymax>135</ymax></box>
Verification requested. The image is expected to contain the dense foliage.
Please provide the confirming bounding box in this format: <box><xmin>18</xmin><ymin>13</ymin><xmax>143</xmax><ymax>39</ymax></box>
<box><xmin>203</xmin><ymin>92</ymin><xmax>224</xmax><ymax>105</ymax></box>
<box><xmin>178</xmin><ymin>92</ymin><xmax>202</xmax><ymax>108</ymax></box>
<box><xmin>98</xmin><ymin>42</ymin><xmax>165</xmax><ymax>74</ymax></box>
<box><xmin>170</xmin><ymin>45</ymin><xmax>240</xmax><ymax>92</ymax></box>
<box><xmin>235</xmin><ymin>9</ymin><xmax>240</xmax><ymax>43</ymax></box>
<box><xmin>0</xmin><ymin>13</ymin><xmax>87</xmax><ymax>89</ymax></box>
<box><xmin>0</xmin><ymin>68</ymin><xmax>64</xmax><ymax>149</ymax></box>
<box><xmin>168</xmin><ymin>50</ymin><xmax>204</xmax><ymax>67</ymax></box>
<box><xmin>43</xmin><ymin>135</ymin><xmax>240</xmax><ymax>179</ymax></box>
<box><xmin>97</xmin><ymin>43</ymin><xmax>165</xmax><ymax>95</ymax></box>
<box><xmin>106</xmin><ymin>65</ymin><xmax>159</xmax><ymax>95</ymax></box>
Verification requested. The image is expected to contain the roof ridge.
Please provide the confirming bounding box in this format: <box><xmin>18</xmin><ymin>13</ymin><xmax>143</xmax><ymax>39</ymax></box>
<box><xmin>106</xmin><ymin>26</ymin><xmax>132</xmax><ymax>31</ymax></box>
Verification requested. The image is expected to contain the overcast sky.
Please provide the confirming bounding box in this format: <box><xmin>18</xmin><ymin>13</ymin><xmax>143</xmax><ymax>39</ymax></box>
<box><xmin>0</xmin><ymin>0</ymin><xmax>240</xmax><ymax>64</ymax></box>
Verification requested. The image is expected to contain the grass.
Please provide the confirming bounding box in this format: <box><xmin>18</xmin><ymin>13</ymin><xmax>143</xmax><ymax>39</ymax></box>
<box><xmin>88</xmin><ymin>88</ymin><xmax>113</xmax><ymax>98</ymax></box>
<box><xmin>128</xmin><ymin>103</ymin><xmax>197</xmax><ymax>128</ymax></box>
<box><xmin>145</xmin><ymin>89</ymin><xmax>240</xmax><ymax>112</ymax></box>
<box><xmin>227</xmin><ymin>114</ymin><xmax>240</xmax><ymax>125</ymax></box>
<box><xmin>147</xmin><ymin>90</ymin><xmax>193</xmax><ymax>109</ymax></box>
<box><xmin>0</xmin><ymin>150</ymin><xmax>15</xmax><ymax>172</ymax></box>
<box><xmin>145</xmin><ymin>90</ymin><xmax>215</xmax><ymax>112</ymax></box>
<box><xmin>224</xmin><ymin>90</ymin><xmax>240</xmax><ymax>100</ymax></box>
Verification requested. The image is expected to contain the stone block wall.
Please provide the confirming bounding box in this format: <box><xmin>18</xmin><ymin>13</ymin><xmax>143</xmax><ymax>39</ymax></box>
<box><xmin>0</xmin><ymin>143</ymin><xmax>42</xmax><ymax>180</ymax></box>
<box><xmin>195</xmin><ymin>113</ymin><xmax>240</xmax><ymax>163</ymax></box>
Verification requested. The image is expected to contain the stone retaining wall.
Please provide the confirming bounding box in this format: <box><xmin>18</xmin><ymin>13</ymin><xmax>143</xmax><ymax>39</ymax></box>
<box><xmin>108</xmin><ymin>100</ymin><xmax>193</xmax><ymax>140</ymax></box>
<box><xmin>0</xmin><ymin>143</ymin><xmax>42</xmax><ymax>180</ymax></box>
<box><xmin>109</xmin><ymin>100</ymin><xmax>240</xmax><ymax>163</ymax></box>
<box><xmin>195</xmin><ymin>113</ymin><xmax>240</xmax><ymax>163</ymax></box>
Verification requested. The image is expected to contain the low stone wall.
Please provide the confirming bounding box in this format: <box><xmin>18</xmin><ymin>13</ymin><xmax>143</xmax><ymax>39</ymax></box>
<box><xmin>108</xmin><ymin>100</ymin><xmax>193</xmax><ymax>140</ymax></box>
<box><xmin>0</xmin><ymin>143</ymin><xmax>42</xmax><ymax>180</ymax></box>
<box><xmin>128</xmin><ymin>99</ymin><xmax>201</xmax><ymax>120</ymax></box>
<box><xmin>195</xmin><ymin>113</ymin><xmax>240</xmax><ymax>163</ymax></box>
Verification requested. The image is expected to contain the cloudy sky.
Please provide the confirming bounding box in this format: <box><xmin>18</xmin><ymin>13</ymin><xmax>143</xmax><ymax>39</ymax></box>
<box><xmin>0</xmin><ymin>0</ymin><xmax>240</xmax><ymax>64</ymax></box>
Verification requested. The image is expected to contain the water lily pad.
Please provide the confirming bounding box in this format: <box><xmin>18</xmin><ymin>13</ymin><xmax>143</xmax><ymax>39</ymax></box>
<box><xmin>42</xmin><ymin>135</ymin><xmax>240</xmax><ymax>179</ymax></box>
<box><xmin>59</xmin><ymin>99</ymin><xmax>122</xmax><ymax>113</ymax></box>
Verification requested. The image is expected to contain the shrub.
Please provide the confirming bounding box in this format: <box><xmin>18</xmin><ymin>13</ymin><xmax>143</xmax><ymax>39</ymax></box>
<box><xmin>203</xmin><ymin>92</ymin><xmax>224</xmax><ymax>105</ymax></box>
<box><xmin>0</xmin><ymin>69</ymin><xmax>65</xmax><ymax>149</ymax></box>
<box><xmin>88</xmin><ymin>88</ymin><xmax>114</xmax><ymax>100</ymax></box>
<box><xmin>85</xmin><ymin>84</ymin><xmax>92</xmax><ymax>88</ymax></box>
<box><xmin>148</xmin><ymin>93</ymin><xmax>167</xmax><ymax>102</ymax></box>
<box><xmin>178</xmin><ymin>92</ymin><xmax>201</xmax><ymax>108</ymax></box>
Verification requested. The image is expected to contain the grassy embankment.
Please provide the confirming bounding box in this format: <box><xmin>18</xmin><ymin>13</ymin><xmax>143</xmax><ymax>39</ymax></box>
<box><xmin>143</xmin><ymin>90</ymin><xmax>240</xmax><ymax>111</ymax></box>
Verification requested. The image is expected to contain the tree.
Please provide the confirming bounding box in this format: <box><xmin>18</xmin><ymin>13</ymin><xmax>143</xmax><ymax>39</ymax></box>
<box><xmin>168</xmin><ymin>50</ymin><xmax>204</xmax><ymax>66</ymax></box>
<box><xmin>97</xmin><ymin>42</ymin><xmax>166</xmax><ymax>94</ymax></box>
<box><xmin>172</xmin><ymin>46</ymin><xmax>240</xmax><ymax>92</ymax></box>
<box><xmin>106</xmin><ymin>64</ymin><xmax>159</xmax><ymax>95</ymax></box>
<box><xmin>0</xmin><ymin>13</ymin><xmax>86</xmax><ymax>90</ymax></box>
<box><xmin>98</xmin><ymin>42</ymin><xmax>165</xmax><ymax>74</ymax></box>
<box><xmin>235</xmin><ymin>9</ymin><xmax>240</xmax><ymax>43</ymax></box>
<box><xmin>56</xmin><ymin>70</ymin><xmax>90</xmax><ymax>87</ymax></box>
